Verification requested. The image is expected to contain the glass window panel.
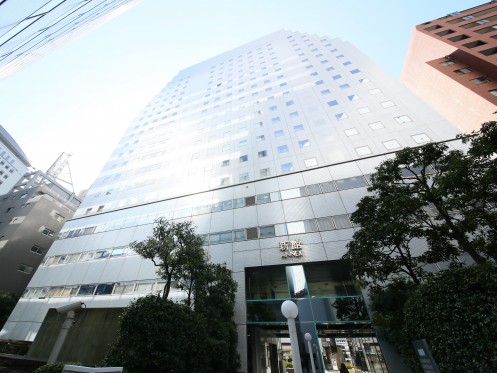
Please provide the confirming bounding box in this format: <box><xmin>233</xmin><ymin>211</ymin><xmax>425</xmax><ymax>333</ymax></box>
<box><xmin>335</xmin><ymin>176</ymin><xmax>367</xmax><ymax>190</ymax></box>
<box><xmin>304</xmin><ymin>219</ymin><xmax>318</xmax><ymax>232</ymax></box>
<box><xmin>287</xmin><ymin>221</ymin><xmax>306</xmax><ymax>234</ymax></box>
<box><xmin>219</xmin><ymin>231</ymin><xmax>233</xmax><ymax>243</ymax></box>
<box><xmin>246</xmin><ymin>266</ymin><xmax>288</xmax><ymax>300</ymax></box>
<box><xmin>306</xmin><ymin>184</ymin><xmax>321</xmax><ymax>195</ymax></box>
<box><xmin>333</xmin><ymin>214</ymin><xmax>352</xmax><ymax>229</ymax></box>
<box><xmin>259</xmin><ymin>225</ymin><xmax>275</xmax><ymax>238</ymax></box>
<box><xmin>304</xmin><ymin>261</ymin><xmax>361</xmax><ymax>297</ymax></box>
<box><xmin>317</xmin><ymin>217</ymin><xmax>335</xmax><ymax>231</ymax></box>
<box><xmin>234</xmin><ymin>229</ymin><xmax>246</xmax><ymax>241</ymax></box>
<box><xmin>135</xmin><ymin>283</ymin><xmax>154</xmax><ymax>293</ymax></box>
<box><xmin>256</xmin><ymin>193</ymin><xmax>271</xmax><ymax>204</ymax></box>
<box><xmin>320</xmin><ymin>181</ymin><xmax>337</xmax><ymax>193</ymax></box>
<box><xmin>95</xmin><ymin>283</ymin><xmax>115</xmax><ymax>295</ymax></box>
<box><xmin>78</xmin><ymin>285</ymin><xmax>96</xmax><ymax>296</ymax></box>
<box><xmin>94</xmin><ymin>250</ymin><xmax>111</xmax><ymax>259</ymax></box>
<box><xmin>286</xmin><ymin>265</ymin><xmax>308</xmax><ymax>297</ymax></box>
<box><xmin>280</xmin><ymin>187</ymin><xmax>305</xmax><ymax>200</ymax></box>
<box><xmin>274</xmin><ymin>223</ymin><xmax>288</xmax><ymax>236</ymax></box>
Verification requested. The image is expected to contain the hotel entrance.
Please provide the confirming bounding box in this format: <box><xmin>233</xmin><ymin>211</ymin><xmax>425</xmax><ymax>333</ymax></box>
<box><xmin>245</xmin><ymin>262</ymin><xmax>388</xmax><ymax>373</ymax></box>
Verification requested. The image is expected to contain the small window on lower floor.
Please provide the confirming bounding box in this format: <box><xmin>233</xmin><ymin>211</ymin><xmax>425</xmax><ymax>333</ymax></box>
<box><xmin>31</xmin><ymin>245</ymin><xmax>44</xmax><ymax>255</ymax></box>
<box><xmin>395</xmin><ymin>115</ymin><xmax>412</xmax><ymax>124</ymax></box>
<box><xmin>41</xmin><ymin>228</ymin><xmax>55</xmax><ymax>237</ymax></box>
<box><xmin>259</xmin><ymin>225</ymin><xmax>275</xmax><ymax>238</ymax></box>
<box><xmin>304</xmin><ymin>158</ymin><xmax>318</xmax><ymax>167</ymax></box>
<box><xmin>239</xmin><ymin>172</ymin><xmax>249</xmax><ymax>182</ymax></box>
<box><xmin>18</xmin><ymin>264</ymin><xmax>33</xmax><ymax>274</ymax></box>
<box><xmin>281</xmin><ymin>163</ymin><xmax>294</xmax><ymax>173</ymax></box>
<box><xmin>260</xmin><ymin>168</ymin><xmax>270</xmax><ymax>177</ymax></box>
<box><xmin>489</xmin><ymin>88</ymin><xmax>497</xmax><ymax>96</ymax></box>
<box><xmin>471</xmin><ymin>76</ymin><xmax>491</xmax><ymax>84</ymax></box>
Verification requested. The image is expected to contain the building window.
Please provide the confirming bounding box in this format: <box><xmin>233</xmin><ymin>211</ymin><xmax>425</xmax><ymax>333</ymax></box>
<box><xmin>259</xmin><ymin>225</ymin><xmax>275</xmax><ymax>238</ymax></box>
<box><xmin>277</xmin><ymin>145</ymin><xmax>289</xmax><ymax>153</ymax></box>
<box><xmin>344</xmin><ymin>128</ymin><xmax>359</xmax><ymax>137</ymax></box>
<box><xmin>31</xmin><ymin>245</ymin><xmax>44</xmax><ymax>255</ymax></box>
<box><xmin>274</xmin><ymin>130</ymin><xmax>284</xmax><ymax>137</ymax></box>
<box><xmin>480</xmin><ymin>47</ymin><xmax>497</xmax><ymax>56</ymax></box>
<box><xmin>441</xmin><ymin>60</ymin><xmax>455</xmax><ymax>66</ymax></box>
<box><xmin>462</xmin><ymin>40</ymin><xmax>487</xmax><ymax>49</ymax></box>
<box><xmin>239</xmin><ymin>155</ymin><xmax>248</xmax><ymax>163</ymax></box>
<box><xmin>454</xmin><ymin>68</ymin><xmax>472</xmax><ymax>75</ymax></box>
<box><xmin>471</xmin><ymin>77</ymin><xmax>491</xmax><ymax>84</ymax></box>
<box><xmin>448</xmin><ymin>34</ymin><xmax>470</xmax><ymax>42</ymax></box>
<box><xmin>381</xmin><ymin>100</ymin><xmax>396</xmax><ymax>108</ymax></box>
<box><xmin>321</xmin><ymin>89</ymin><xmax>331</xmax><ymax>95</ymax></box>
<box><xmin>42</xmin><ymin>228</ymin><xmax>55</xmax><ymax>237</ymax></box>
<box><xmin>281</xmin><ymin>163</ymin><xmax>294</xmax><ymax>173</ymax></box>
<box><xmin>298</xmin><ymin>139</ymin><xmax>310</xmax><ymax>148</ymax></box>
<box><xmin>260</xmin><ymin>168</ymin><xmax>270</xmax><ymax>177</ymax></box>
<box><xmin>355</xmin><ymin>146</ymin><xmax>372</xmax><ymax>156</ymax></box>
<box><xmin>18</xmin><ymin>264</ymin><xmax>33</xmax><ymax>274</ymax></box>
<box><xmin>239</xmin><ymin>173</ymin><xmax>249</xmax><ymax>182</ymax></box>
<box><xmin>335</xmin><ymin>113</ymin><xmax>348</xmax><ymax>120</ymax></box>
<box><xmin>489</xmin><ymin>88</ymin><xmax>497</xmax><ymax>96</ymax></box>
<box><xmin>222</xmin><ymin>160</ymin><xmax>230</xmax><ymax>167</ymax></box>
<box><xmin>383</xmin><ymin>140</ymin><xmax>401</xmax><ymax>150</ymax></box>
<box><xmin>436</xmin><ymin>29</ymin><xmax>455</xmax><ymax>36</ymax></box>
<box><xmin>304</xmin><ymin>158</ymin><xmax>318</xmax><ymax>167</ymax></box>
<box><xmin>293</xmin><ymin>124</ymin><xmax>304</xmax><ymax>132</ymax></box>
<box><xmin>239</xmin><ymin>139</ymin><xmax>248</xmax><ymax>147</ymax></box>
<box><xmin>369</xmin><ymin>88</ymin><xmax>381</xmax><ymax>94</ymax></box>
<box><xmin>258</xmin><ymin>150</ymin><xmax>267</xmax><ymax>158</ymax></box>
<box><xmin>350</xmin><ymin>69</ymin><xmax>360</xmax><ymax>74</ymax></box>
<box><xmin>412</xmin><ymin>133</ymin><xmax>432</xmax><ymax>144</ymax></box>
<box><xmin>358</xmin><ymin>107</ymin><xmax>371</xmax><ymax>114</ymax></box>
<box><xmin>348</xmin><ymin>94</ymin><xmax>359</xmax><ymax>101</ymax></box>
<box><xmin>327</xmin><ymin>100</ymin><xmax>338</xmax><ymax>107</ymax></box>
<box><xmin>220</xmin><ymin>177</ymin><xmax>230</xmax><ymax>186</ymax></box>
<box><xmin>256</xmin><ymin>135</ymin><xmax>265</xmax><ymax>142</ymax></box>
<box><xmin>339</xmin><ymin>83</ymin><xmax>350</xmax><ymax>89</ymax></box>
<box><xmin>395</xmin><ymin>115</ymin><xmax>412</xmax><ymax>124</ymax></box>
<box><xmin>369</xmin><ymin>121</ymin><xmax>384</xmax><ymax>130</ymax></box>
<box><xmin>332</xmin><ymin>74</ymin><xmax>342</xmax><ymax>80</ymax></box>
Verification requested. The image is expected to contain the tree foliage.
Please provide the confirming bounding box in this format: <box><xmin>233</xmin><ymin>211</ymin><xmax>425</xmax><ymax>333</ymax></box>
<box><xmin>343</xmin><ymin>121</ymin><xmax>497</xmax><ymax>287</ymax></box>
<box><xmin>0</xmin><ymin>290</ymin><xmax>19</xmax><ymax>329</ymax></box>
<box><xmin>130</xmin><ymin>218</ymin><xmax>205</xmax><ymax>303</ymax></box>
<box><xmin>402</xmin><ymin>264</ymin><xmax>497</xmax><ymax>372</ymax></box>
<box><xmin>106</xmin><ymin>219</ymin><xmax>239</xmax><ymax>373</ymax></box>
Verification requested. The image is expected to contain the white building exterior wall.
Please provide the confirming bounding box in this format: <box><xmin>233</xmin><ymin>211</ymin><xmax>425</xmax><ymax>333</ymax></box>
<box><xmin>1</xmin><ymin>30</ymin><xmax>461</xmax><ymax>370</ymax></box>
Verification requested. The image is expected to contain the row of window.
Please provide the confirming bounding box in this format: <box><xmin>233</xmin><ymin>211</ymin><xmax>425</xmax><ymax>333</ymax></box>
<box><xmin>43</xmin><ymin>212</ymin><xmax>355</xmax><ymax>269</ymax></box>
<box><xmin>21</xmin><ymin>279</ymin><xmax>171</xmax><ymax>299</ymax></box>
<box><xmin>65</xmin><ymin>175</ymin><xmax>371</xmax><ymax>239</ymax></box>
<box><xmin>205</xmin><ymin>213</ymin><xmax>355</xmax><ymax>245</ymax></box>
<box><xmin>440</xmin><ymin>60</ymin><xmax>497</xmax><ymax>95</ymax></box>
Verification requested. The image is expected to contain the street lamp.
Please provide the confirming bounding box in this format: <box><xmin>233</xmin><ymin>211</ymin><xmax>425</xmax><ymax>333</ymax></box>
<box><xmin>281</xmin><ymin>300</ymin><xmax>302</xmax><ymax>373</ymax></box>
<box><xmin>304</xmin><ymin>333</ymin><xmax>317</xmax><ymax>373</ymax></box>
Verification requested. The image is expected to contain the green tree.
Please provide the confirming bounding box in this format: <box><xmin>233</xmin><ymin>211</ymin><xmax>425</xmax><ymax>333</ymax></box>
<box><xmin>130</xmin><ymin>218</ymin><xmax>205</xmax><ymax>303</ymax></box>
<box><xmin>193</xmin><ymin>263</ymin><xmax>239</xmax><ymax>373</ymax></box>
<box><xmin>104</xmin><ymin>295</ymin><xmax>209</xmax><ymax>373</ymax></box>
<box><xmin>343</xmin><ymin>121</ymin><xmax>497</xmax><ymax>286</ymax></box>
<box><xmin>106</xmin><ymin>219</ymin><xmax>240</xmax><ymax>373</ymax></box>
<box><xmin>0</xmin><ymin>290</ymin><xmax>19</xmax><ymax>329</ymax></box>
<box><xmin>402</xmin><ymin>264</ymin><xmax>497</xmax><ymax>372</ymax></box>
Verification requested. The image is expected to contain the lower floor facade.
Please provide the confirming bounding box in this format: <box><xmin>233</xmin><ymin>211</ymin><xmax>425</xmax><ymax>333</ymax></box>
<box><xmin>1</xmin><ymin>149</ymin><xmax>462</xmax><ymax>371</ymax></box>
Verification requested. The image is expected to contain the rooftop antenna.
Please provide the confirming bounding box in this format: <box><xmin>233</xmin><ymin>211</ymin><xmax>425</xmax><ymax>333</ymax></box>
<box><xmin>46</xmin><ymin>152</ymin><xmax>74</xmax><ymax>193</ymax></box>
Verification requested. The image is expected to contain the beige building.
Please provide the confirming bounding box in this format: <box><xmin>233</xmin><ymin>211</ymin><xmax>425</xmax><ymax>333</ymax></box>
<box><xmin>402</xmin><ymin>1</ymin><xmax>497</xmax><ymax>133</ymax></box>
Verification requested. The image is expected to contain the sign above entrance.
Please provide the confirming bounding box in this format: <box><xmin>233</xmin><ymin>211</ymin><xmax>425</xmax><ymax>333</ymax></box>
<box><xmin>279</xmin><ymin>239</ymin><xmax>303</xmax><ymax>258</ymax></box>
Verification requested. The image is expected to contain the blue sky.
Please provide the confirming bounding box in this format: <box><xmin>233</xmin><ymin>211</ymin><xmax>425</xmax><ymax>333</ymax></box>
<box><xmin>0</xmin><ymin>0</ymin><xmax>483</xmax><ymax>193</ymax></box>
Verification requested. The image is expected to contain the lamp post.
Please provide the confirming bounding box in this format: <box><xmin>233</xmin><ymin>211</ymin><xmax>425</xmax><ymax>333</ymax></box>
<box><xmin>281</xmin><ymin>300</ymin><xmax>302</xmax><ymax>373</ymax></box>
<box><xmin>304</xmin><ymin>333</ymin><xmax>317</xmax><ymax>373</ymax></box>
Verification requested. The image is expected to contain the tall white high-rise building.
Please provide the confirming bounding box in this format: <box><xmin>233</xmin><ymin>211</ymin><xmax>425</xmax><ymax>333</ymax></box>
<box><xmin>2</xmin><ymin>30</ymin><xmax>461</xmax><ymax>372</ymax></box>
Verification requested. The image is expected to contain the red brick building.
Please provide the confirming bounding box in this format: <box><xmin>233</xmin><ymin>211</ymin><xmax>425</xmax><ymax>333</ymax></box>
<box><xmin>402</xmin><ymin>1</ymin><xmax>497</xmax><ymax>133</ymax></box>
